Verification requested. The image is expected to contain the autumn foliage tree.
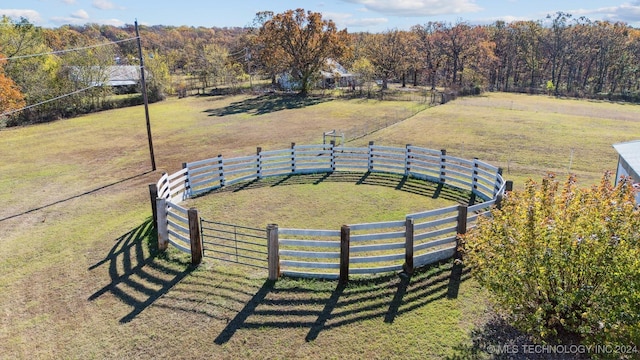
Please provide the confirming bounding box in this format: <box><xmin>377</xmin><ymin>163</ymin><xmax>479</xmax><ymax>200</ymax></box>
<box><xmin>257</xmin><ymin>8</ymin><xmax>349</xmax><ymax>96</ymax></box>
<box><xmin>464</xmin><ymin>173</ymin><xmax>640</xmax><ymax>349</ymax></box>
<box><xmin>0</xmin><ymin>56</ymin><xmax>25</xmax><ymax>118</ymax></box>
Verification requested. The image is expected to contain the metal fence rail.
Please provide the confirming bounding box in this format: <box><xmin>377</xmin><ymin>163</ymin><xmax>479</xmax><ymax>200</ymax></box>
<box><xmin>200</xmin><ymin>219</ymin><xmax>268</xmax><ymax>269</ymax></box>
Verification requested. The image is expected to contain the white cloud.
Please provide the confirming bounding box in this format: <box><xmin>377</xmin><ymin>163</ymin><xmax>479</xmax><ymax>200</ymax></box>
<box><xmin>323</xmin><ymin>11</ymin><xmax>388</xmax><ymax>28</ymax></box>
<box><xmin>92</xmin><ymin>0</ymin><xmax>124</xmax><ymax>11</ymax></box>
<box><xmin>0</xmin><ymin>9</ymin><xmax>43</xmax><ymax>24</ymax></box>
<box><xmin>341</xmin><ymin>0</ymin><xmax>482</xmax><ymax>17</ymax></box>
<box><xmin>61</xmin><ymin>0</ymin><xmax>77</xmax><ymax>4</ymax></box>
<box><xmin>51</xmin><ymin>15</ymin><xmax>124</xmax><ymax>26</ymax></box>
<box><xmin>568</xmin><ymin>3</ymin><xmax>640</xmax><ymax>23</ymax></box>
<box><xmin>71</xmin><ymin>9</ymin><xmax>89</xmax><ymax>20</ymax></box>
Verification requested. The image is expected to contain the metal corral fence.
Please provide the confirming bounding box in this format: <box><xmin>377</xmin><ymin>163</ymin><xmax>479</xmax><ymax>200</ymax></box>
<box><xmin>150</xmin><ymin>142</ymin><xmax>511</xmax><ymax>283</ymax></box>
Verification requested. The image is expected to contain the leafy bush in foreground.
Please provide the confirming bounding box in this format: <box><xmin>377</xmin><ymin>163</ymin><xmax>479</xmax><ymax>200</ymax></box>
<box><xmin>463</xmin><ymin>173</ymin><xmax>640</xmax><ymax>352</ymax></box>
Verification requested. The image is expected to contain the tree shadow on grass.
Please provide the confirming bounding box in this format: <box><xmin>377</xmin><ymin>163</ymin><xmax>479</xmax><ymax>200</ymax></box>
<box><xmin>88</xmin><ymin>217</ymin><xmax>194</xmax><ymax>323</ymax></box>
<box><xmin>447</xmin><ymin>315</ymin><xmax>590</xmax><ymax>360</ymax></box>
<box><xmin>204</xmin><ymin>93</ymin><xmax>333</xmax><ymax>117</ymax></box>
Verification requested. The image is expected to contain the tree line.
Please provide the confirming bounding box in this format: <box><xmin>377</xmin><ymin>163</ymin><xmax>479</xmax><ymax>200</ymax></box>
<box><xmin>2</xmin><ymin>10</ymin><xmax>640</xmax><ymax>126</ymax></box>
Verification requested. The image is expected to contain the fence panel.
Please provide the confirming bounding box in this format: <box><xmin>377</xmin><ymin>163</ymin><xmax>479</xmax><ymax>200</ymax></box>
<box><xmin>348</xmin><ymin>220</ymin><xmax>406</xmax><ymax>275</ymax></box>
<box><xmin>201</xmin><ymin>219</ymin><xmax>268</xmax><ymax>269</ymax></box>
<box><xmin>186</xmin><ymin>156</ymin><xmax>224</xmax><ymax>195</ymax></box>
<box><xmin>155</xmin><ymin>143</ymin><xmax>508</xmax><ymax>279</ymax></box>
<box><xmin>370</xmin><ymin>146</ymin><xmax>408</xmax><ymax>174</ymax></box>
<box><xmin>166</xmin><ymin>202</ymin><xmax>191</xmax><ymax>254</ymax></box>
<box><xmin>260</xmin><ymin>149</ymin><xmax>295</xmax><ymax>177</ymax></box>
<box><xmin>292</xmin><ymin>144</ymin><xmax>333</xmax><ymax>174</ymax></box>
<box><xmin>333</xmin><ymin>146</ymin><xmax>370</xmax><ymax>171</ymax></box>
<box><xmin>409</xmin><ymin>205</ymin><xmax>459</xmax><ymax>268</ymax></box>
<box><xmin>278</xmin><ymin>228</ymin><xmax>341</xmax><ymax>279</ymax></box>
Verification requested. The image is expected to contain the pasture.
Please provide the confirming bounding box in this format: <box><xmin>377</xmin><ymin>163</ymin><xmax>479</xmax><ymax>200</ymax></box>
<box><xmin>1</xmin><ymin>92</ymin><xmax>639</xmax><ymax>359</ymax></box>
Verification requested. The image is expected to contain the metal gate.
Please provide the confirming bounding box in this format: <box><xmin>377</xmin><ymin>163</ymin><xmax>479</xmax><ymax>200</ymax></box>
<box><xmin>200</xmin><ymin>219</ymin><xmax>268</xmax><ymax>269</ymax></box>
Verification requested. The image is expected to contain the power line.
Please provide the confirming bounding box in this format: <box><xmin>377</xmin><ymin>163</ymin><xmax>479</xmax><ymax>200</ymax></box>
<box><xmin>0</xmin><ymin>85</ymin><xmax>96</xmax><ymax>117</ymax></box>
<box><xmin>0</xmin><ymin>37</ymin><xmax>139</xmax><ymax>62</ymax></box>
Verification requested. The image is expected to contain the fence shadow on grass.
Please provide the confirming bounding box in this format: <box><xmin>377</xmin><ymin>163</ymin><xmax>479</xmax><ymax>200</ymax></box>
<box><xmin>202</xmin><ymin>260</ymin><xmax>469</xmax><ymax>344</ymax></box>
<box><xmin>204</xmin><ymin>94</ymin><xmax>333</xmax><ymax>117</ymax></box>
<box><xmin>204</xmin><ymin>171</ymin><xmax>475</xmax><ymax>206</ymax></box>
<box><xmin>87</xmin><ymin>217</ymin><xmax>194</xmax><ymax>323</ymax></box>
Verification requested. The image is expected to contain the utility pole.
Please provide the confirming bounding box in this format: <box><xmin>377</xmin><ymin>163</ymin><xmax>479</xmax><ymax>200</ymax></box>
<box><xmin>135</xmin><ymin>20</ymin><xmax>156</xmax><ymax>171</ymax></box>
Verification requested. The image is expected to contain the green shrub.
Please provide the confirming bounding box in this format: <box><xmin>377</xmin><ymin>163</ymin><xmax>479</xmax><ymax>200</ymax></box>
<box><xmin>463</xmin><ymin>173</ymin><xmax>640</xmax><ymax>351</ymax></box>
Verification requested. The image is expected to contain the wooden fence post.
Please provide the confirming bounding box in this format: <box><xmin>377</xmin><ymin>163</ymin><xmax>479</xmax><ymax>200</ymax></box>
<box><xmin>291</xmin><ymin>142</ymin><xmax>296</xmax><ymax>173</ymax></box>
<box><xmin>470</xmin><ymin>158</ymin><xmax>479</xmax><ymax>204</ymax></box>
<box><xmin>256</xmin><ymin>147</ymin><xmax>262</xmax><ymax>179</ymax></box>
<box><xmin>267</xmin><ymin>224</ymin><xmax>280</xmax><ymax>281</ymax></box>
<box><xmin>456</xmin><ymin>205</ymin><xmax>468</xmax><ymax>260</ymax></box>
<box><xmin>188</xmin><ymin>208</ymin><xmax>203</xmax><ymax>266</ymax></box>
<box><xmin>156</xmin><ymin>198</ymin><xmax>168</xmax><ymax>251</ymax></box>
<box><xmin>405</xmin><ymin>144</ymin><xmax>412</xmax><ymax>176</ymax></box>
<box><xmin>330</xmin><ymin>140</ymin><xmax>336</xmax><ymax>172</ymax></box>
<box><xmin>495</xmin><ymin>194</ymin><xmax>503</xmax><ymax>209</ymax></box>
<box><xmin>404</xmin><ymin>217</ymin><xmax>414</xmax><ymax>275</ymax></box>
<box><xmin>148</xmin><ymin>183</ymin><xmax>158</xmax><ymax>230</ymax></box>
<box><xmin>440</xmin><ymin>149</ymin><xmax>447</xmax><ymax>183</ymax></box>
<box><xmin>182</xmin><ymin>162</ymin><xmax>191</xmax><ymax>198</ymax></box>
<box><xmin>217</xmin><ymin>154</ymin><xmax>225</xmax><ymax>187</ymax></box>
<box><xmin>368</xmin><ymin>141</ymin><xmax>375</xmax><ymax>172</ymax></box>
<box><xmin>495</xmin><ymin>180</ymin><xmax>513</xmax><ymax>210</ymax></box>
<box><xmin>340</xmin><ymin>225</ymin><xmax>350</xmax><ymax>284</ymax></box>
<box><xmin>494</xmin><ymin>167</ymin><xmax>503</xmax><ymax>196</ymax></box>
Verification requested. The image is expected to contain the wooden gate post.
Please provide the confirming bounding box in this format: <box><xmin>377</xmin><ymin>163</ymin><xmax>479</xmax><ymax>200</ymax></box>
<box><xmin>188</xmin><ymin>208</ymin><xmax>203</xmax><ymax>266</ymax></box>
<box><xmin>156</xmin><ymin>198</ymin><xmax>168</xmax><ymax>251</ymax></box>
<box><xmin>267</xmin><ymin>224</ymin><xmax>280</xmax><ymax>281</ymax></box>
<box><xmin>456</xmin><ymin>205</ymin><xmax>468</xmax><ymax>260</ymax></box>
<box><xmin>340</xmin><ymin>225</ymin><xmax>351</xmax><ymax>284</ymax></box>
<box><xmin>148</xmin><ymin>183</ymin><xmax>158</xmax><ymax>229</ymax></box>
<box><xmin>404</xmin><ymin>217</ymin><xmax>414</xmax><ymax>275</ymax></box>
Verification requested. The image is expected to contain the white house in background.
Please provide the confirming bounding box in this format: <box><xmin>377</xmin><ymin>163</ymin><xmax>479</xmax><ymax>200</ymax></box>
<box><xmin>319</xmin><ymin>58</ymin><xmax>355</xmax><ymax>88</ymax></box>
<box><xmin>70</xmin><ymin>65</ymin><xmax>146</xmax><ymax>93</ymax></box>
<box><xmin>613</xmin><ymin>140</ymin><xmax>640</xmax><ymax>204</ymax></box>
<box><xmin>277</xmin><ymin>58</ymin><xmax>355</xmax><ymax>91</ymax></box>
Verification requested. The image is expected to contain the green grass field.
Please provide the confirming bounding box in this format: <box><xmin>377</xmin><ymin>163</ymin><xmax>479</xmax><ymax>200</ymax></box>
<box><xmin>1</xmin><ymin>92</ymin><xmax>639</xmax><ymax>359</ymax></box>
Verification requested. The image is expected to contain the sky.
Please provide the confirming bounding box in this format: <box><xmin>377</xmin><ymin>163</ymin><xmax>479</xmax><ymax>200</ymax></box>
<box><xmin>2</xmin><ymin>0</ymin><xmax>640</xmax><ymax>32</ymax></box>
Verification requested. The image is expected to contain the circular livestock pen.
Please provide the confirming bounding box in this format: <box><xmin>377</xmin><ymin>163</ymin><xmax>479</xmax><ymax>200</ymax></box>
<box><xmin>152</xmin><ymin>142</ymin><xmax>509</xmax><ymax>283</ymax></box>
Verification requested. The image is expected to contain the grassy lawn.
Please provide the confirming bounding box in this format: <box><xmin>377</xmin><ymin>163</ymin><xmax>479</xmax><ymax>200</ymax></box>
<box><xmin>1</xmin><ymin>92</ymin><xmax>639</xmax><ymax>359</ymax></box>
<box><xmin>187</xmin><ymin>172</ymin><xmax>467</xmax><ymax>229</ymax></box>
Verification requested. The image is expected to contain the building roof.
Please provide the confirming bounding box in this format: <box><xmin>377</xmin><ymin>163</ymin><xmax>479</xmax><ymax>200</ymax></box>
<box><xmin>613</xmin><ymin>140</ymin><xmax>640</xmax><ymax>175</ymax></box>
<box><xmin>106</xmin><ymin>66</ymin><xmax>141</xmax><ymax>86</ymax></box>
<box><xmin>320</xmin><ymin>58</ymin><xmax>354</xmax><ymax>79</ymax></box>
<box><xmin>70</xmin><ymin>65</ymin><xmax>142</xmax><ymax>87</ymax></box>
